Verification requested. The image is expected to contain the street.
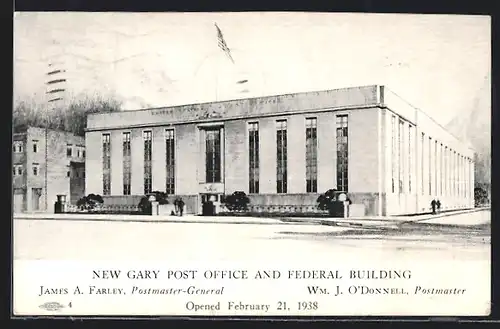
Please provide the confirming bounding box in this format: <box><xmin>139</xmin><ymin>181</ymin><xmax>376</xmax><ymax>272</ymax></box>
<box><xmin>13</xmin><ymin>212</ymin><xmax>492</xmax><ymax>317</ymax></box>
<box><xmin>13</xmin><ymin>211</ymin><xmax>490</xmax><ymax>263</ymax></box>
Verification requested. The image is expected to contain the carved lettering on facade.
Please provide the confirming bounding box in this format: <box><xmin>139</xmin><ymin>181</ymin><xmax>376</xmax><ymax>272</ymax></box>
<box><xmin>200</xmin><ymin>183</ymin><xmax>224</xmax><ymax>194</ymax></box>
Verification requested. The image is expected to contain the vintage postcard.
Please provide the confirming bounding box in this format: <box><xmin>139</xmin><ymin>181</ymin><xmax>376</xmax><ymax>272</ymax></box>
<box><xmin>12</xmin><ymin>12</ymin><xmax>491</xmax><ymax>317</ymax></box>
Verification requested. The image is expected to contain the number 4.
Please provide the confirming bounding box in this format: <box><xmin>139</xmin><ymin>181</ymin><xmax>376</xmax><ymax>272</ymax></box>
<box><xmin>68</xmin><ymin>302</ymin><xmax>72</xmax><ymax>308</ymax></box>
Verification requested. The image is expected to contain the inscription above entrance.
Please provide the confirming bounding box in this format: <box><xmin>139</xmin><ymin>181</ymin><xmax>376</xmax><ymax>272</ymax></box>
<box><xmin>200</xmin><ymin>183</ymin><xmax>224</xmax><ymax>194</ymax></box>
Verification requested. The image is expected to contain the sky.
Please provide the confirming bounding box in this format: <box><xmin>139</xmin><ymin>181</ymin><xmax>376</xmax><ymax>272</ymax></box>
<box><xmin>13</xmin><ymin>12</ymin><xmax>491</xmax><ymax>126</ymax></box>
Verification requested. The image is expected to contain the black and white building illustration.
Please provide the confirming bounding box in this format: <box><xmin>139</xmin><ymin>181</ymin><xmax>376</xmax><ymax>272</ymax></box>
<box><xmin>13</xmin><ymin>13</ymin><xmax>491</xmax><ymax>291</ymax></box>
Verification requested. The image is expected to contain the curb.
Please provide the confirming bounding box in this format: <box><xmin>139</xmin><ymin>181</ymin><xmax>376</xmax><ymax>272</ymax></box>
<box><xmin>279</xmin><ymin>208</ymin><xmax>490</xmax><ymax>228</ymax></box>
<box><xmin>13</xmin><ymin>214</ymin><xmax>311</xmax><ymax>226</ymax></box>
<box><xmin>397</xmin><ymin>208</ymin><xmax>491</xmax><ymax>226</ymax></box>
<box><xmin>13</xmin><ymin>208</ymin><xmax>489</xmax><ymax>228</ymax></box>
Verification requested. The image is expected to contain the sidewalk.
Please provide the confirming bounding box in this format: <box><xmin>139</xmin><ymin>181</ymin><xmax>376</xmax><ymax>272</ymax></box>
<box><xmin>13</xmin><ymin>208</ymin><xmax>490</xmax><ymax>227</ymax></box>
<box><xmin>286</xmin><ymin>208</ymin><xmax>491</xmax><ymax>228</ymax></box>
<box><xmin>407</xmin><ymin>208</ymin><xmax>491</xmax><ymax>226</ymax></box>
<box><xmin>13</xmin><ymin>212</ymin><xmax>308</xmax><ymax>226</ymax></box>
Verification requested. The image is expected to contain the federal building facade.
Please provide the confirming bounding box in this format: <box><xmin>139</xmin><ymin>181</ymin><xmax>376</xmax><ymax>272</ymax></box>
<box><xmin>85</xmin><ymin>85</ymin><xmax>474</xmax><ymax>216</ymax></box>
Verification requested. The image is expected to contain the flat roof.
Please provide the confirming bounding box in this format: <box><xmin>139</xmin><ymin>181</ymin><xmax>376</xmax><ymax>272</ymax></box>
<box><xmin>85</xmin><ymin>84</ymin><xmax>474</xmax><ymax>155</ymax></box>
<box><xmin>87</xmin><ymin>85</ymin><xmax>382</xmax><ymax>130</ymax></box>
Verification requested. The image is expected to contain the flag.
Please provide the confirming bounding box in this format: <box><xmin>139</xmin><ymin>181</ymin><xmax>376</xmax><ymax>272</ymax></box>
<box><xmin>215</xmin><ymin>23</ymin><xmax>234</xmax><ymax>63</ymax></box>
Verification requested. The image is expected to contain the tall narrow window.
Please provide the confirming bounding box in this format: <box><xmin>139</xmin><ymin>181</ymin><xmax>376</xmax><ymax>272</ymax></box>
<box><xmin>458</xmin><ymin>155</ymin><xmax>461</xmax><ymax>198</ymax></box>
<box><xmin>305</xmin><ymin>118</ymin><xmax>318</xmax><ymax>193</ymax></box>
<box><xmin>408</xmin><ymin>125</ymin><xmax>412</xmax><ymax>193</ymax></box>
<box><xmin>463</xmin><ymin>157</ymin><xmax>469</xmax><ymax>198</ymax></box>
<box><xmin>463</xmin><ymin>156</ymin><xmax>465</xmax><ymax>198</ymax></box>
<box><xmin>276</xmin><ymin>120</ymin><xmax>288</xmax><ymax>193</ymax></box>
<box><xmin>248</xmin><ymin>122</ymin><xmax>260</xmax><ymax>194</ymax></box>
<box><xmin>444</xmin><ymin>146</ymin><xmax>448</xmax><ymax>196</ymax></box>
<box><xmin>102</xmin><ymin>134</ymin><xmax>111</xmax><ymax>195</ymax></box>
<box><xmin>67</xmin><ymin>144</ymin><xmax>73</xmax><ymax>157</ymax></box>
<box><xmin>428</xmin><ymin>137</ymin><xmax>432</xmax><ymax>195</ymax></box>
<box><xmin>463</xmin><ymin>157</ymin><xmax>466</xmax><ymax>198</ymax></box>
<box><xmin>122</xmin><ymin>132</ymin><xmax>131</xmax><ymax>195</ymax></box>
<box><xmin>450</xmin><ymin>149</ymin><xmax>454</xmax><ymax>197</ymax></box>
<box><xmin>143</xmin><ymin>131</ymin><xmax>152</xmax><ymax>194</ymax></box>
<box><xmin>467</xmin><ymin>158</ymin><xmax>473</xmax><ymax>199</ymax></box>
<box><xmin>464</xmin><ymin>156</ymin><xmax>467</xmax><ymax>198</ymax></box>
<box><xmin>421</xmin><ymin>133</ymin><xmax>424</xmax><ymax>195</ymax></box>
<box><xmin>452</xmin><ymin>150</ymin><xmax>455</xmax><ymax>197</ymax></box>
<box><xmin>165</xmin><ymin>129</ymin><xmax>175</xmax><ymax>194</ymax></box>
<box><xmin>440</xmin><ymin>144</ymin><xmax>443</xmax><ymax>196</ymax></box>
<box><xmin>398</xmin><ymin>120</ymin><xmax>404</xmax><ymax>194</ymax></box>
<box><xmin>434</xmin><ymin>141</ymin><xmax>438</xmax><ymax>196</ymax></box>
<box><xmin>391</xmin><ymin>116</ymin><xmax>396</xmax><ymax>193</ymax></box>
<box><xmin>456</xmin><ymin>152</ymin><xmax>459</xmax><ymax>197</ymax></box>
<box><xmin>457</xmin><ymin>154</ymin><xmax>461</xmax><ymax>197</ymax></box>
<box><xmin>462</xmin><ymin>156</ymin><xmax>465</xmax><ymax>198</ymax></box>
<box><xmin>453</xmin><ymin>151</ymin><xmax>456</xmax><ymax>197</ymax></box>
<box><xmin>32</xmin><ymin>140</ymin><xmax>38</xmax><ymax>153</ymax></box>
<box><xmin>460</xmin><ymin>155</ymin><xmax>464</xmax><ymax>198</ymax></box>
<box><xmin>461</xmin><ymin>156</ymin><xmax>464</xmax><ymax>198</ymax></box>
<box><xmin>205</xmin><ymin>129</ymin><xmax>221</xmax><ymax>183</ymax></box>
<box><xmin>336</xmin><ymin>115</ymin><xmax>348</xmax><ymax>192</ymax></box>
<box><xmin>457</xmin><ymin>153</ymin><xmax>461</xmax><ymax>197</ymax></box>
<box><xmin>458</xmin><ymin>153</ymin><xmax>460</xmax><ymax>197</ymax></box>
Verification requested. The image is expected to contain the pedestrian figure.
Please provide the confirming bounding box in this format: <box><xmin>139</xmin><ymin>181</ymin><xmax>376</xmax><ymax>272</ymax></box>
<box><xmin>436</xmin><ymin>200</ymin><xmax>441</xmax><ymax>214</ymax></box>
<box><xmin>431</xmin><ymin>199</ymin><xmax>437</xmax><ymax>215</ymax></box>
<box><xmin>178</xmin><ymin>198</ymin><xmax>185</xmax><ymax>216</ymax></box>
<box><xmin>173</xmin><ymin>198</ymin><xmax>179</xmax><ymax>215</ymax></box>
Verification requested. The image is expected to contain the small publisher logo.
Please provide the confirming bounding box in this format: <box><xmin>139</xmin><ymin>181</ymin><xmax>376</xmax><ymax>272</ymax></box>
<box><xmin>39</xmin><ymin>302</ymin><xmax>65</xmax><ymax>312</ymax></box>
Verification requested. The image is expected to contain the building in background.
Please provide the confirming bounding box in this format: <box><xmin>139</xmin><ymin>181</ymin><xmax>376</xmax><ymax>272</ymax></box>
<box><xmin>12</xmin><ymin>126</ymin><xmax>85</xmax><ymax>213</ymax></box>
<box><xmin>85</xmin><ymin>85</ymin><xmax>474</xmax><ymax>216</ymax></box>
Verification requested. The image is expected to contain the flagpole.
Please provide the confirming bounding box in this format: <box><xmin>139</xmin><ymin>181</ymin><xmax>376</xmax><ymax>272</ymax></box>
<box><xmin>215</xmin><ymin>73</ymin><xmax>219</xmax><ymax>102</ymax></box>
<box><xmin>215</xmin><ymin>56</ymin><xmax>219</xmax><ymax>102</ymax></box>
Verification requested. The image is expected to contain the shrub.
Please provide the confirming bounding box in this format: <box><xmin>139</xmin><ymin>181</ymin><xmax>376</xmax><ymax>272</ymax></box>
<box><xmin>138</xmin><ymin>196</ymin><xmax>152</xmax><ymax>215</ymax></box>
<box><xmin>77</xmin><ymin>194</ymin><xmax>104</xmax><ymax>211</ymax></box>
<box><xmin>223</xmin><ymin>191</ymin><xmax>250</xmax><ymax>211</ymax></box>
<box><xmin>317</xmin><ymin>189</ymin><xmax>351</xmax><ymax>216</ymax></box>
<box><xmin>137</xmin><ymin>191</ymin><xmax>169</xmax><ymax>214</ymax></box>
<box><xmin>150</xmin><ymin>191</ymin><xmax>169</xmax><ymax>205</ymax></box>
<box><xmin>316</xmin><ymin>189</ymin><xmax>338</xmax><ymax>211</ymax></box>
<box><xmin>474</xmin><ymin>187</ymin><xmax>489</xmax><ymax>207</ymax></box>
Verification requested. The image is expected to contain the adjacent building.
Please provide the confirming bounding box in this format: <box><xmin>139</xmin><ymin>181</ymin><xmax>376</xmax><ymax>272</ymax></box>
<box><xmin>85</xmin><ymin>85</ymin><xmax>475</xmax><ymax>216</ymax></box>
<box><xmin>12</xmin><ymin>126</ymin><xmax>86</xmax><ymax>213</ymax></box>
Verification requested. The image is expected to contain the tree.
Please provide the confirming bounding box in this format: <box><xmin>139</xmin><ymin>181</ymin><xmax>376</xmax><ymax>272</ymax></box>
<box><xmin>474</xmin><ymin>151</ymin><xmax>491</xmax><ymax>196</ymax></box>
<box><xmin>13</xmin><ymin>94</ymin><xmax>122</xmax><ymax>136</ymax></box>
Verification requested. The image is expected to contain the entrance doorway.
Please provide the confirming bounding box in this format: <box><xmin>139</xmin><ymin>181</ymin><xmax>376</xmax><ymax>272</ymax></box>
<box><xmin>13</xmin><ymin>189</ymin><xmax>25</xmax><ymax>213</ymax></box>
<box><xmin>31</xmin><ymin>188</ymin><xmax>42</xmax><ymax>211</ymax></box>
<box><xmin>200</xmin><ymin>193</ymin><xmax>222</xmax><ymax>216</ymax></box>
